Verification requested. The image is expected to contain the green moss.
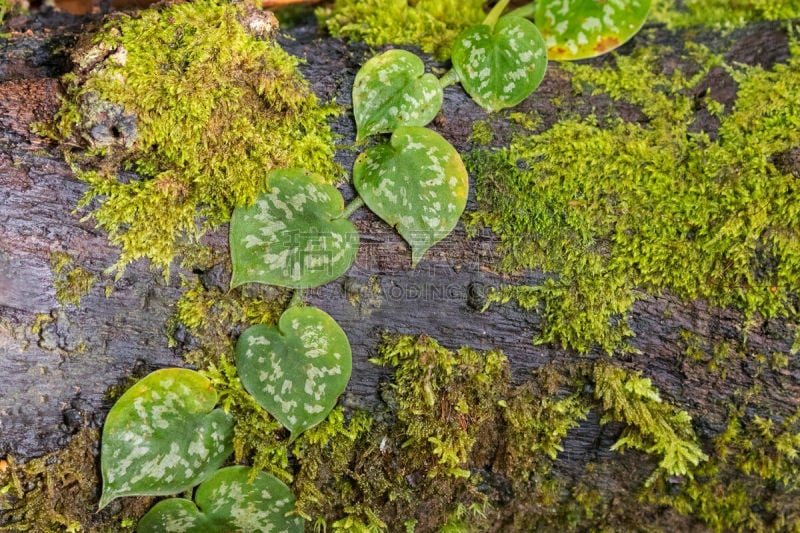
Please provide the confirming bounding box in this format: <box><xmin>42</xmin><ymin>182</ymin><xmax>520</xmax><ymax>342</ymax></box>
<box><xmin>317</xmin><ymin>0</ymin><xmax>485</xmax><ymax>60</ymax></box>
<box><xmin>283</xmin><ymin>334</ymin><xmax>706</xmax><ymax>530</ymax></box>
<box><xmin>644</xmin><ymin>405</ymin><xmax>800</xmax><ymax>531</ymax></box>
<box><xmin>651</xmin><ymin>0</ymin><xmax>800</xmax><ymax>29</ymax></box>
<box><xmin>680</xmin><ymin>329</ymin><xmax>705</xmax><ymax>361</ymax></box>
<box><xmin>0</xmin><ymin>428</ymin><xmax>149</xmax><ymax>532</ymax></box>
<box><xmin>373</xmin><ymin>334</ymin><xmax>509</xmax><ymax>479</ymax></box>
<box><xmin>0</xmin><ymin>0</ymin><xmax>9</xmax><ymax>23</ymax></box>
<box><xmin>470</xmin><ymin>39</ymin><xmax>800</xmax><ymax>353</ymax></box>
<box><xmin>500</xmin><ymin>367</ymin><xmax>590</xmax><ymax>484</ymax></box>
<box><xmin>49</xmin><ymin>252</ymin><xmax>96</xmax><ymax>308</ymax></box>
<box><xmin>468</xmin><ymin>119</ymin><xmax>494</xmax><ymax>146</ymax></box>
<box><xmin>506</xmin><ymin>111</ymin><xmax>541</xmax><ymax>132</ymax></box>
<box><xmin>46</xmin><ymin>0</ymin><xmax>340</xmax><ymax>273</ymax></box>
<box><xmin>592</xmin><ymin>364</ymin><xmax>707</xmax><ymax>480</ymax></box>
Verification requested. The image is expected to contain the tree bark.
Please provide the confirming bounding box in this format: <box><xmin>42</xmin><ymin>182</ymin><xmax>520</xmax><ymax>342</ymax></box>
<box><xmin>0</xmin><ymin>7</ymin><xmax>798</xmax><ymax>530</ymax></box>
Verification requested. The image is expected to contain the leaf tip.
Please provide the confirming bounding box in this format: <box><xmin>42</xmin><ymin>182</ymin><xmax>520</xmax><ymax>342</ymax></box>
<box><xmin>97</xmin><ymin>490</ymin><xmax>115</xmax><ymax>512</ymax></box>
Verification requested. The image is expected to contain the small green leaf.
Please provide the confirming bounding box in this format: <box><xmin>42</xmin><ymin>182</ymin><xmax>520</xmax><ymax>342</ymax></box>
<box><xmin>535</xmin><ymin>0</ymin><xmax>651</xmax><ymax>60</ymax></box>
<box><xmin>353</xmin><ymin>49</ymin><xmax>444</xmax><ymax>141</ymax></box>
<box><xmin>236</xmin><ymin>306</ymin><xmax>352</xmax><ymax>439</ymax></box>
<box><xmin>353</xmin><ymin>126</ymin><xmax>468</xmax><ymax>266</ymax></box>
<box><xmin>230</xmin><ymin>169</ymin><xmax>358</xmax><ymax>289</ymax></box>
<box><xmin>99</xmin><ymin>369</ymin><xmax>233</xmax><ymax>509</ymax></box>
<box><xmin>451</xmin><ymin>15</ymin><xmax>548</xmax><ymax>112</ymax></box>
<box><xmin>137</xmin><ymin>466</ymin><xmax>303</xmax><ymax>533</ymax></box>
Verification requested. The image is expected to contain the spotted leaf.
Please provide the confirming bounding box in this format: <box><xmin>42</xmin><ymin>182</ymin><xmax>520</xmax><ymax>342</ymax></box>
<box><xmin>353</xmin><ymin>49</ymin><xmax>443</xmax><ymax>141</ymax></box>
<box><xmin>451</xmin><ymin>16</ymin><xmax>547</xmax><ymax>112</ymax></box>
<box><xmin>353</xmin><ymin>126</ymin><xmax>468</xmax><ymax>266</ymax></box>
<box><xmin>236</xmin><ymin>306</ymin><xmax>352</xmax><ymax>439</ymax></box>
<box><xmin>137</xmin><ymin>466</ymin><xmax>302</xmax><ymax>533</ymax></box>
<box><xmin>230</xmin><ymin>169</ymin><xmax>358</xmax><ymax>289</ymax></box>
<box><xmin>99</xmin><ymin>369</ymin><xmax>233</xmax><ymax>510</ymax></box>
<box><xmin>535</xmin><ymin>0</ymin><xmax>651</xmax><ymax>60</ymax></box>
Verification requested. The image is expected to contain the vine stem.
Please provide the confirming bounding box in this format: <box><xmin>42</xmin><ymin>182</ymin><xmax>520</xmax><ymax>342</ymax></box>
<box><xmin>339</xmin><ymin>195</ymin><xmax>365</xmax><ymax>219</ymax></box>
<box><xmin>289</xmin><ymin>289</ymin><xmax>304</xmax><ymax>308</ymax></box>
<box><xmin>483</xmin><ymin>0</ymin><xmax>512</xmax><ymax>29</ymax></box>
<box><xmin>439</xmin><ymin>69</ymin><xmax>460</xmax><ymax>88</ymax></box>
<box><xmin>507</xmin><ymin>2</ymin><xmax>536</xmax><ymax>19</ymax></box>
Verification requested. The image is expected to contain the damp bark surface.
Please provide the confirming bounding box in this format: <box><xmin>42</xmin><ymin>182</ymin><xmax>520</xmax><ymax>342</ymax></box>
<box><xmin>0</xmin><ymin>7</ymin><xmax>798</xmax><ymax>531</ymax></box>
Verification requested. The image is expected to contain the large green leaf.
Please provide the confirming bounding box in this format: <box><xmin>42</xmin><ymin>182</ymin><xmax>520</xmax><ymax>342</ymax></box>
<box><xmin>353</xmin><ymin>49</ymin><xmax>443</xmax><ymax>141</ymax></box>
<box><xmin>353</xmin><ymin>126</ymin><xmax>468</xmax><ymax>266</ymax></box>
<box><xmin>99</xmin><ymin>369</ymin><xmax>233</xmax><ymax>509</ymax></box>
<box><xmin>535</xmin><ymin>0</ymin><xmax>651</xmax><ymax>60</ymax></box>
<box><xmin>236</xmin><ymin>306</ymin><xmax>352</xmax><ymax>439</ymax></box>
<box><xmin>230</xmin><ymin>169</ymin><xmax>358</xmax><ymax>289</ymax></box>
<box><xmin>451</xmin><ymin>15</ymin><xmax>548</xmax><ymax>112</ymax></box>
<box><xmin>137</xmin><ymin>466</ymin><xmax>302</xmax><ymax>533</ymax></box>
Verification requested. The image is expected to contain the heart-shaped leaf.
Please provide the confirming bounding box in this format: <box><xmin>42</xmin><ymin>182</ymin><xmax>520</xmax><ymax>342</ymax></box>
<box><xmin>236</xmin><ymin>306</ymin><xmax>352</xmax><ymax>439</ymax></box>
<box><xmin>137</xmin><ymin>466</ymin><xmax>303</xmax><ymax>533</ymax></box>
<box><xmin>99</xmin><ymin>369</ymin><xmax>233</xmax><ymax>509</ymax></box>
<box><xmin>535</xmin><ymin>0</ymin><xmax>651</xmax><ymax>60</ymax></box>
<box><xmin>451</xmin><ymin>15</ymin><xmax>548</xmax><ymax>112</ymax></box>
<box><xmin>353</xmin><ymin>126</ymin><xmax>468</xmax><ymax>266</ymax></box>
<box><xmin>353</xmin><ymin>49</ymin><xmax>444</xmax><ymax>141</ymax></box>
<box><xmin>230</xmin><ymin>169</ymin><xmax>358</xmax><ymax>289</ymax></box>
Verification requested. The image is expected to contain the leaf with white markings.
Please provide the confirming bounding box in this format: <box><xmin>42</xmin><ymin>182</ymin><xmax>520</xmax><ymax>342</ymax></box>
<box><xmin>137</xmin><ymin>466</ymin><xmax>303</xmax><ymax>533</ymax></box>
<box><xmin>236</xmin><ymin>306</ymin><xmax>352</xmax><ymax>439</ymax></box>
<box><xmin>452</xmin><ymin>15</ymin><xmax>547</xmax><ymax>112</ymax></box>
<box><xmin>535</xmin><ymin>0</ymin><xmax>651</xmax><ymax>60</ymax></box>
<box><xmin>99</xmin><ymin>369</ymin><xmax>233</xmax><ymax>509</ymax></box>
<box><xmin>353</xmin><ymin>49</ymin><xmax>443</xmax><ymax>141</ymax></box>
<box><xmin>353</xmin><ymin>126</ymin><xmax>468</xmax><ymax>266</ymax></box>
<box><xmin>230</xmin><ymin>169</ymin><xmax>358</xmax><ymax>289</ymax></box>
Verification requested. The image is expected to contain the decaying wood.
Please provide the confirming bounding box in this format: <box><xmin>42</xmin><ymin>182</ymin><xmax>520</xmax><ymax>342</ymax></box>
<box><xmin>0</xmin><ymin>9</ymin><xmax>797</xmax><ymax>504</ymax></box>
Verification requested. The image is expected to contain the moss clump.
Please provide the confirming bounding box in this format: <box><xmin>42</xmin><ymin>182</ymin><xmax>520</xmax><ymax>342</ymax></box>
<box><xmin>317</xmin><ymin>0</ymin><xmax>485</xmax><ymax>60</ymax></box>
<box><xmin>0</xmin><ymin>0</ymin><xmax>10</xmax><ymax>23</ymax></box>
<box><xmin>49</xmin><ymin>252</ymin><xmax>96</xmax><ymax>307</ymax></box>
<box><xmin>644</xmin><ymin>405</ymin><xmax>800</xmax><ymax>531</ymax></box>
<box><xmin>373</xmin><ymin>334</ymin><xmax>510</xmax><ymax>479</ymax></box>
<box><xmin>468</xmin><ymin>119</ymin><xmax>494</xmax><ymax>146</ymax></box>
<box><xmin>592</xmin><ymin>364</ymin><xmax>708</xmax><ymax>480</ymax></box>
<box><xmin>289</xmin><ymin>334</ymin><xmax>704</xmax><ymax>531</ymax></box>
<box><xmin>471</xmin><ymin>39</ymin><xmax>800</xmax><ymax>353</ymax></box>
<box><xmin>0</xmin><ymin>428</ymin><xmax>149</xmax><ymax>532</ymax></box>
<box><xmin>47</xmin><ymin>0</ymin><xmax>340</xmax><ymax>273</ymax></box>
<box><xmin>651</xmin><ymin>0</ymin><xmax>800</xmax><ymax>29</ymax></box>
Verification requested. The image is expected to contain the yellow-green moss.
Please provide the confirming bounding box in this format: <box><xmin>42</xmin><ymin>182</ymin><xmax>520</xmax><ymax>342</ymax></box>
<box><xmin>373</xmin><ymin>334</ymin><xmax>509</xmax><ymax>479</ymax></box>
<box><xmin>471</xmin><ymin>38</ymin><xmax>800</xmax><ymax>353</ymax></box>
<box><xmin>651</xmin><ymin>0</ymin><xmax>800</xmax><ymax>29</ymax></box>
<box><xmin>0</xmin><ymin>428</ymin><xmax>148</xmax><ymax>532</ymax></box>
<box><xmin>468</xmin><ymin>120</ymin><xmax>494</xmax><ymax>146</ymax></box>
<box><xmin>0</xmin><ymin>0</ymin><xmax>10</xmax><ymax>23</ymax></box>
<box><xmin>46</xmin><ymin>0</ymin><xmax>340</xmax><ymax>273</ymax></box>
<box><xmin>644</xmin><ymin>405</ymin><xmax>800</xmax><ymax>532</ymax></box>
<box><xmin>289</xmin><ymin>334</ymin><xmax>705</xmax><ymax>531</ymax></box>
<box><xmin>49</xmin><ymin>252</ymin><xmax>96</xmax><ymax>308</ymax></box>
<box><xmin>316</xmin><ymin>0</ymin><xmax>485</xmax><ymax>60</ymax></box>
<box><xmin>592</xmin><ymin>364</ymin><xmax>707</xmax><ymax>480</ymax></box>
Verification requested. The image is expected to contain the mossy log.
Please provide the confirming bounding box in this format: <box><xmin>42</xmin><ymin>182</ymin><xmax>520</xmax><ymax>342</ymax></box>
<box><xmin>1</xmin><ymin>6</ymin><xmax>799</xmax><ymax>531</ymax></box>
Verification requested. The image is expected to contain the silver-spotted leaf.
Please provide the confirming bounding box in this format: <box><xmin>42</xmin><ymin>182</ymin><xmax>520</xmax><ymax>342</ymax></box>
<box><xmin>236</xmin><ymin>306</ymin><xmax>352</xmax><ymax>438</ymax></box>
<box><xmin>451</xmin><ymin>16</ymin><xmax>547</xmax><ymax>112</ymax></box>
<box><xmin>99</xmin><ymin>369</ymin><xmax>233</xmax><ymax>509</ymax></box>
<box><xmin>353</xmin><ymin>49</ymin><xmax>443</xmax><ymax>141</ymax></box>
<box><xmin>535</xmin><ymin>0</ymin><xmax>651</xmax><ymax>60</ymax></box>
<box><xmin>137</xmin><ymin>466</ymin><xmax>303</xmax><ymax>533</ymax></box>
<box><xmin>353</xmin><ymin>126</ymin><xmax>468</xmax><ymax>266</ymax></box>
<box><xmin>230</xmin><ymin>169</ymin><xmax>358</xmax><ymax>289</ymax></box>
